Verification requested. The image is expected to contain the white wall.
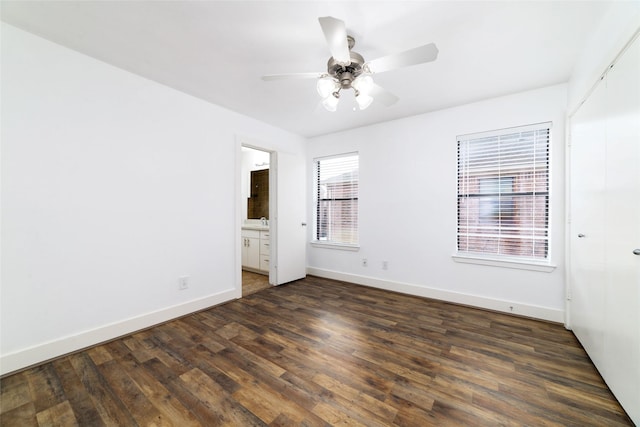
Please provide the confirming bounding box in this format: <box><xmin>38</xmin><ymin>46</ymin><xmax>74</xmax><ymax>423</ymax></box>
<box><xmin>0</xmin><ymin>24</ymin><xmax>305</xmax><ymax>375</ymax></box>
<box><xmin>307</xmin><ymin>84</ymin><xmax>567</xmax><ymax>322</ymax></box>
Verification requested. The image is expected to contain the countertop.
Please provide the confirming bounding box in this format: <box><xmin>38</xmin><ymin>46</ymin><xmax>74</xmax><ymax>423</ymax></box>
<box><xmin>242</xmin><ymin>224</ymin><xmax>269</xmax><ymax>231</ymax></box>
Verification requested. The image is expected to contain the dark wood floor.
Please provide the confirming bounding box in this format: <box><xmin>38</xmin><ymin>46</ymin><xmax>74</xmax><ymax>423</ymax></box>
<box><xmin>242</xmin><ymin>270</ymin><xmax>270</xmax><ymax>297</ymax></box>
<box><xmin>0</xmin><ymin>276</ymin><xmax>633</xmax><ymax>426</ymax></box>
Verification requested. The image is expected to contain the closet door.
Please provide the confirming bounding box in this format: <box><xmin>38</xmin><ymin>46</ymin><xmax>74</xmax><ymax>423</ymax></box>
<box><xmin>569</xmin><ymin>34</ymin><xmax>639</xmax><ymax>424</ymax></box>
<box><xmin>602</xmin><ymin>35</ymin><xmax>639</xmax><ymax>422</ymax></box>
<box><xmin>569</xmin><ymin>79</ymin><xmax>607</xmax><ymax>370</ymax></box>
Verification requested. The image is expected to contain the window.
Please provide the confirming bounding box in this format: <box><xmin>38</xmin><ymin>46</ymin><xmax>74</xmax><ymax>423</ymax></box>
<box><xmin>314</xmin><ymin>153</ymin><xmax>359</xmax><ymax>246</ymax></box>
<box><xmin>479</xmin><ymin>177</ymin><xmax>515</xmax><ymax>226</ymax></box>
<box><xmin>457</xmin><ymin>123</ymin><xmax>550</xmax><ymax>261</ymax></box>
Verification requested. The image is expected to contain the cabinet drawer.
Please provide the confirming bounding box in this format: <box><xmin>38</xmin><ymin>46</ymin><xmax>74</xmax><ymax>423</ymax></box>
<box><xmin>260</xmin><ymin>231</ymin><xmax>270</xmax><ymax>239</ymax></box>
<box><xmin>260</xmin><ymin>255</ymin><xmax>269</xmax><ymax>271</ymax></box>
<box><xmin>260</xmin><ymin>239</ymin><xmax>270</xmax><ymax>255</ymax></box>
<box><xmin>242</xmin><ymin>229</ymin><xmax>260</xmax><ymax>239</ymax></box>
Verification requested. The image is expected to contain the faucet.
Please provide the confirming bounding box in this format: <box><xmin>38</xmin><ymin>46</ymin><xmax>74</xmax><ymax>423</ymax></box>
<box><xmin>260</xmin><ymin>217</ymin><xmax>268</xmax><ymax>226</ymax></box>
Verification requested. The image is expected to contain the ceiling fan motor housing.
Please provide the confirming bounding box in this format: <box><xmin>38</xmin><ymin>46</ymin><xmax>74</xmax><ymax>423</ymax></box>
<box><xmin>327</xmin><ymin>49</ymin><xmax>365</xmax><ymax>89</ymax></box>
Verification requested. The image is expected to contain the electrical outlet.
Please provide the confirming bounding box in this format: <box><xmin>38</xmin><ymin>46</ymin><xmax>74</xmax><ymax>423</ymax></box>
<box><xmin>382</xmin><ymin>261</ymin><xmax>388</xmax><ymax>270</ymax></box>
<box><xmin>178</xmin><ymin>276</ymin><xmax>189</xmax><ymax>290</ymax></box>
<box><xmin>362</xmin><ymin>258</ymin><xmax>368</xmax><ymax>267</ymax></box>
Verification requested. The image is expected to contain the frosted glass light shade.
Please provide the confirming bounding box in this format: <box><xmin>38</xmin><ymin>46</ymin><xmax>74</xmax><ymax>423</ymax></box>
<box><xmin>352</xmin><ymin>75</ymin><xmax>374</xmax><ymax>95</ymax></box>
<box><xmin>317</xmin><ymin>77</ymin><xmax>338</xmax><ymax>98</ymax></box>
<box><xmin>356</xmin><ymin>94</ymin><xmax>373</xmax><ymax>110</ymax></box>
<box><xmin>322</xmin><ymin>94</ymin><xmax>339</xmax><ymax>111</ymax></box>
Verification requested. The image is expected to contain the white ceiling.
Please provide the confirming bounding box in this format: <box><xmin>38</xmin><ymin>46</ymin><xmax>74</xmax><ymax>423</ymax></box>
<box><xmin>1</xmin><ymin>1</ymin><xmax>614</xmax><ymax>137</ymax></box>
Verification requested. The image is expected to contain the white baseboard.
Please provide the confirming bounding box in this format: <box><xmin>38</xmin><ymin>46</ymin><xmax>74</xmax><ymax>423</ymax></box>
<box><xmin>0</xmin><ymin>289</ymin><xmax>237</xmax><ymax>376</ymax></box>
<box><xmin>2</xmin><ymin>272</ymin><xmax>565</xmax><ymax>376</ymax></box>
<box><xmin>306</xmin><ymin>267</ymin><xmax>564</xmax><ymax>323</ymax></box>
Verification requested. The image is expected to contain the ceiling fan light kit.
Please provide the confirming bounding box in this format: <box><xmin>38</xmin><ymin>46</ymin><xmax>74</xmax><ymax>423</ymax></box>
<box><xmin>316</xmin><ymin>76</ymin><xmax>339</xmax><ymax>99</ymax></box>
<box><xmin>262</xmin><ymin>16</ymin><xmax>438</xmax><ymax>112</ymax></box>
<box><xmin>355</xmin><ymin>93</ymin><xmax>374</xmax><ymax>110</ymax></box>
<box><xmin>321</xmin><ymin>92</ymin><xmax>340</xmax><ymax>112</ymax></box>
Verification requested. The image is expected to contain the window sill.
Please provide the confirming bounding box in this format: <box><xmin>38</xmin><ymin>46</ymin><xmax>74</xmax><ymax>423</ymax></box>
<box><xmin>452</xmin><ymin>254</ymin><xmax>556</xmax><ymax>272</ymax></box>
<box><xmin>310</xmin><ymin>242</ymin><xmax>360</xmax><ymax>252</ymax></box>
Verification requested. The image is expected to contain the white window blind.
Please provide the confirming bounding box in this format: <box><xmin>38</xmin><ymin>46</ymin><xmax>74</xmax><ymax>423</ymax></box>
<box><xmin>457</xmin><ymin>123</ymin><xmax>550</xmax><ymax>260</ymax></box>
<box><xmin>314</xmin><ymin>153</ymin><xmax>359</xmax><ymax>245</ymax></box>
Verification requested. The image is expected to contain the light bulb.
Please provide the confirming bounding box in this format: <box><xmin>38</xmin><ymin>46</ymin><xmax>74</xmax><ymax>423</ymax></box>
<box><xmin>317</xmin><ymin>77</ymin><xmax>338</xmax><ymax>99</ymax></box>
<box><xmin>322</xmin><ymin>93</ymin><xmax>339</xmax><ymax>112</ymax></box>
<box><xmin>352</xmin><ymin>75</ymin><xmax>374</xmax><ymax>95</ymax></box>
<box><xmin>356</xmin><ymin>93</ymin><xmax>373</xmax><ymax>110</ymax></box>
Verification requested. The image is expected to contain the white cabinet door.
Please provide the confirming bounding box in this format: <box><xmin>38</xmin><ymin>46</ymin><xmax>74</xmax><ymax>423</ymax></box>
<box><xmin>601</xmin><ymin>35</ymin><xmax>640</xmax><ymax>423</ymax></box>
<box><xmin>247</xmin><ymin>237</ymin><xmax>260</xmax><ymax>270</ymax></box>
<box><xmin>241</xmin><ymin>238</ymin><xmax>249</xmax><ymax>267</ymax></box>
<box><xmin>241</xmin><ymin>237</ymin><xmax>250</xmax><ymax>268</ymax></box>
<box><xmin>241</xmin><ymin>236</ymin><xmax>260</xmax><ymax>270</ymax></box>
<box><xmin>273</xmin><ymin>151</ymin><xmax>306</xmax><ymax>285</ymax></box>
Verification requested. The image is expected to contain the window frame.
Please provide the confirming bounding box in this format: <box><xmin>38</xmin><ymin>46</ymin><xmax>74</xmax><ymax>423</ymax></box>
<box><xmin>453</xmin><ymin>123</ymin><xmax>555</xmax><ymax>272</ymax></box>
<box><xmin>311</xmin><ymin>152</ymin><xmax>360</xmax><ymax>251</ymax></box>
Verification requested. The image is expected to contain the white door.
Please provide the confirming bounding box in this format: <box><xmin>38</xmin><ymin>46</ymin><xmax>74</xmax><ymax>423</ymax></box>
<box><xmin>569</xmin><ymin>79</ymin><xmax>607</xmax><ymax>369</ymax></box>
<box><xmin>272</xmin><ymin>151</ymin><xmax>307</xmax><ymax>285</ymax></box>
<box><xmin>601</xmin><ymin>35</ymin><xmax>639</xmax><ymax>422</ymax></box>
<box><xmin>569</xmin><ymin>34</ymin><xmax>640</xmax><ymax>424</ymax></box>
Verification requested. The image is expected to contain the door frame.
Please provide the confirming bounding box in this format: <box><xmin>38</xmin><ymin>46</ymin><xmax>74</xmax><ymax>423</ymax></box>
<box><xmin>236</xmin><ymin>136</ymin><xmax>276</xmax><ymax>297</ymax></box>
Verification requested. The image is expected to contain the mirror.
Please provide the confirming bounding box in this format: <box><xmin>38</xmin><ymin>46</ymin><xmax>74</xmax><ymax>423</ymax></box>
<box><xmin>242</xmin><ymin>147</ymin><xmax>270</xmax><ymax>219</ymax></box>
<box><xmin>248</xmin><ymin>169</ymin><xmax>269</xmax><ymax>219</ymax></box>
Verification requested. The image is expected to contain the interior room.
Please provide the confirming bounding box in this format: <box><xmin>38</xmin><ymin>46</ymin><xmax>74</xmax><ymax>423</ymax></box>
<box><xmin>1</xmin><ymin>1</ymin><xmax>638</xmax><ymax>425</ymax></box>
<box><xmin>240</xmin><ymin>146</ymin><xmax>271</xmax><ymax>295</ymax></box>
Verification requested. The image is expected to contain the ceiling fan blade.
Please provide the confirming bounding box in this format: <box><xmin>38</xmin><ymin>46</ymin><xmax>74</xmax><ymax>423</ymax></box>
<box><xmin>262</xmin><ymin>72</ymin><xmax>324</xmax><ymax>81</ymax></box>
<box><xmin>370</xmin><ymin>83</ymin><xmax>399</xmax><ymax>107</ymax></box>
<box><xmin>318</xmin><ymin>16</ymin><xmax>351</xmax><ymax>65</ymax></box>
<box><xmin>366</xmin><ymin>43</ymin><xmax>439</xmax><ymax>74</ymax></box>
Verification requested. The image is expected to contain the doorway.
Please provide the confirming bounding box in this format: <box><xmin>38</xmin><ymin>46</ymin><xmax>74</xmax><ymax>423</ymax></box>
<box><xmin>236</xmin><ymin>137</ymin><xmax>307</xmax><ymax>295</ymax></box>
<box><xmin>240</xmin><ymin>146</ymin><xmax>272</xmax><ymax>296</ymax></box>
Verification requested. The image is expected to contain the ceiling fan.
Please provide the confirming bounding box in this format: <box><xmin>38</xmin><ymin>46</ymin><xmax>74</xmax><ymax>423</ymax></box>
<box><xmin>262</xmin><ymin>16</ymin><xmax>439</xmax><ymax>111</ymax></box>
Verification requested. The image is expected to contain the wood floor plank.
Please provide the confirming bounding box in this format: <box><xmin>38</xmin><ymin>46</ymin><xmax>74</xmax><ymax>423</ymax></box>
<box><xmin>98</xmin><ymin>359</ymin><xmax>169</xmax><ymax>426</ymax></box>
<box><xmin>0</xmin><ymin>402</ymin><xmax>37</xmax><ymax>427</ymax></box>
<box><xmin>35</xmin><ymin>401</ymin><xmax>78</xmax><ymax>427</ymax></box>
<box><xmin>178</xmin><ymin>368</ymin><xmax>265</xmax><ymax>426</ymax></box>
<box><xmin>242</xmin><ymin>270</ymin><xmax>270</xmax><ymax>297</ymax></box>
<box><xmin>68</xmin><ymin>352</ymin><xmax>138</xmax><ymax>426</ymax></box>
<box><xmin>352</xmin><ymin>349</ymin><xmax>437</xmax><ymax>387</ymax></box>
<box><xmin>142</xmin><ymin>358</ymin><xmax>236</xmax><ymax>425</ymax></box>
<box><xmin>388</xmin><ymin>378</ymin><xmax>437</xmax><ymax>413</ymax></box>
<box><xmin>391</xmin><ymin>402</ymin><xmax>441</xmax><ymax>427</ymax></box>
<box><xmin>311</xmin><ymin>400</ymin><xmax>382</xmax><ymax>427</ymax></box>
<box><xmin>311</xmin><ymin>372</ymin><xmax>398</xmax><ymax>423</ymax></box>
<box><xmin>86</xmin><ymin>345</ymin><xmax>113</xmax><ymax>366</ymax></box>
<box><xmin>51</xmin><ymin>358</ymin><xmax>105</xmax><ymax>427</ymax></box>
<box><xmin>0</xmin><ymin>372</ymin><xmax>32</xmax><ymax>414</ymax></box>
<box><xmin>1</xmin><ymin>276</ymin><xmax>634</xmax><ymax>426</ymax></box>
<box><xmin>25</xmin><ymin>364</ymin><xmax>66</xmax><ymax>413</ymax></box>
<box><xmin>223</xmin><ymin>361</ymin><xmax>328</xmax><ymax>427</ymax></box>
<box><xmin>122</xmin><ymin>335</ymin><xmax>156</xmax><ymax>363</ymax></box>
